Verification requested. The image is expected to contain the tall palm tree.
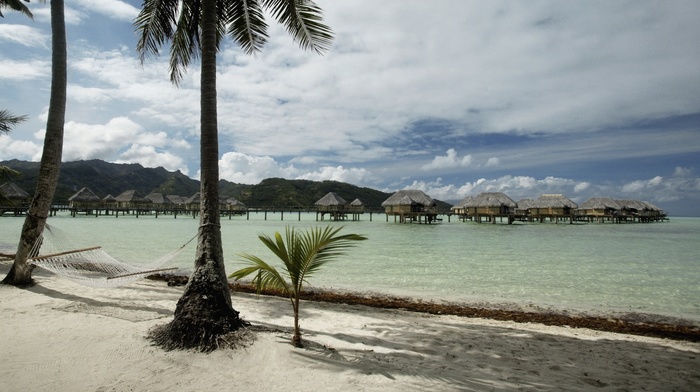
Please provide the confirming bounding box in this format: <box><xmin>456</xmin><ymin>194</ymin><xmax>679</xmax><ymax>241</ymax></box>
<box><xmin>230</xmin><ymin>226</ymin><xmax>367</xmax><ymax>347</ymax></box>
<box><xmin>2</xmin><ymin>0</ymin><xmax>65</xmax><ymax>287</ymax></box>
<box><xmin>0</xmin><ymin>0</ymin><xmax>33</xmax><ymax>18</ymax></box>
<box><xmin>135</xmin><ymin>0</ymin><xmax>332</xmax><ymax>352</ymax></box>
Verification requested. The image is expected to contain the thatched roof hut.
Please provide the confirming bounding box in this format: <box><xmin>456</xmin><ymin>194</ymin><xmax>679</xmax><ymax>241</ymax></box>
<box><xmin>224</xmin><ymin>197</ymin><xmax>246</xmax><ymax>211</ymax></box>
<box><xmin>166</xmin><ymin>195</ymin><xmax>185</xmax><ymax>206</ymax></box>
<box><xmin>146</xmin><ymin>192</ymin><xmax>173</xmax><ymax>206</ymax></box>
<box><xmin>464</xmin><ymin>192</ymin><xmax>517</xmax><ymax>215</ymax></box>
<box><xmin>114</xmin><ymin>190</ymin><xmax>150</xmax><ymax>208</ymax></box>
<box><xmin>450</xmin><ymin>195</ymin><xmax>474</xmax><ymax>214</ymax></box>
<box><xmin>578</xmin><ymin>197</ymin><xmax>621</xmax><ymax>215</ymax></box>
<box><xmin>615</xmin><ymin>199</ymin><xmax>664</xmax><ymax>217</ymax></box>
<box><xmin>381</xmin><ymin>190</ymin><xmax>437</xmax><ymax>214</ymax></box>
<box><xmin>315</xmin><ymin>192</ymin><xmax>348</xmax><ymax>212</ymax></box>
<box><xmin>349</xmin><ymin>198</ymin><xmax>364</xmax><ymax>212</ymax></box>
<box><xmin>529</xmin><ymin>194</ymin><xmax>577</xmax><ymax>216</ymax></box>
<box><xmin>68</xmin><ymin>187</ymin><xmax>101</xmax><ymax>208</ymax></box>
<box><xmin>184</xmin><ymin>192</ymin><xmax>200</xmax><ymax>210</ymax></box>
<box><xmin>103</xmin><ymin>194</ymin><xmax>117</xmax><ymax>205</ymax></box>
<box><xmin>0</xmin><ymin>182</ymin><xmax>30</xmax><ymax>204</ymax></box>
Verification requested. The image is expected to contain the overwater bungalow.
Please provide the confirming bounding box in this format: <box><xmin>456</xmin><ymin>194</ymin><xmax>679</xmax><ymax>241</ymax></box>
<box><xmin>315</xmin><ymin>192</ymin><xmax>349</xmax><ymax>221</ymax></box>
<box><xmin>529</xmin><ymin>194</ymin><xmax>577</xmax><ymax>223</ymax></box>
<box><xmin>68</xmin><ymin>187</ymin><xmax>101</xmax><ymax>215</ymax></box>
<box><xmin>146</xmin><ymin>192</ymin><xmax>174</xmax><ymax>214</ymax></box>
<box><xmin>381</xmin><ymin>190</ymin><xmax>439</xmax><ymax>223</ymax></box>
<box><xmin>349</xmin><ymin>198</ymin><xmax>365</xmax><ymax>220</ymax></box>
<box><xmin>577</xmin><ymin>197</ymin><xmax>622</xmax><ymax>222</ymax></box>
<box><xmin>451</xmin><ymin>196</ymin><xmax>474</xmax><ymax>216</ymax></box>
<box><xmin>166</xmin><ymin>195</ymin><xmax>186</xmax><ymax>207</ymax></box>
<box><xmin>224</xmin><ymin>197</ymin><xmax>247</xmax><ymax>214</ymax></box>
<box><xmin>615</xmin><ymin>199</ymin><xmax>667</xmax><ymax>222</ymax></box>
<box><xmin>0</xmin><ymin>182</ymin><xmax>30</xmax><ymax>215</ymax></box>
<box><xmin>464</xmin><ymin>192</ymin><xmax>518</xmax><ymax>223</ymax></box>
<box><xmin>114</xmin><ymin>190</ymin><xmax>151</xmax><ymax>210</ymax></box>
<box><xmin>184</xmin><ymin>192</ymin><xmax>201</xmax><ymax>212</ymax></box>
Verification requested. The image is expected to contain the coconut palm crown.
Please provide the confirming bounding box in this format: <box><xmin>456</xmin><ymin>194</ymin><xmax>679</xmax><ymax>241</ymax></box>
<box><xmin>135</xmin><ymin>0</ymin><xmax>334</xmax><ymax>85</ymax></box>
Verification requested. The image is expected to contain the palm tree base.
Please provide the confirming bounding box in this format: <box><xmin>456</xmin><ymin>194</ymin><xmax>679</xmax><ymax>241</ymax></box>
<box><xmin>148</xmin><ymin>275</ymin><xmax>248</xmax><ymax>352</ymax></box>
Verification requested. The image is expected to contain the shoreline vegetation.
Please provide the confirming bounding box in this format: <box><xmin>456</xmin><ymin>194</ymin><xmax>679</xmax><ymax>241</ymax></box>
<box><xmin>151</xmin><ymin>273</ymin><xmax>700</xmax><ymax>343</ymax></box>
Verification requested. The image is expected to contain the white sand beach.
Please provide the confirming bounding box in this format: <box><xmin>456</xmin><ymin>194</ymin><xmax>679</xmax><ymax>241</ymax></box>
<box><xmin>1</xmin><ymin>262</ymin><xmax>698</xmax><ymax>392</ymax></box>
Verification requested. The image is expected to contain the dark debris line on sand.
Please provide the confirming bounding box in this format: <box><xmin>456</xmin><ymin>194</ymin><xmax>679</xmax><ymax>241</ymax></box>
<box><xmin>148</xmin><ymin>273</ymin><xmax>700</xmax><ymax>343</ymax></box>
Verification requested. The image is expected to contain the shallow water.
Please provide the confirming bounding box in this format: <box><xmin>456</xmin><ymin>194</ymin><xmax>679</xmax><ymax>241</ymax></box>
<box><xmin>1</xmin><ymin>212</ymin><xmax>698</xmax><ymax>323</ymax></box>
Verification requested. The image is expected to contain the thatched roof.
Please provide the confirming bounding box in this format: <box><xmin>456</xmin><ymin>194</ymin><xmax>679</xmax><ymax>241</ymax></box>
<box><xmin>225</xmin><ymin>197</ymin><xmax>246</xmax><ymax>207</ymax></box>
<box><xmin>315</xmin><ymin>192</ymin><xmax>348</xmax><ymax>207</ymax></box>
<box><xmin>578</xmin><ymin>197</ymin><xmax>621</xmax><ymax>210</ymax></box>
<box><xmin>146</xmin><ymin>192</ymin><xmax>173</xmax><ymax>205</ymax></box>
<box><xmin>0</xmin><ymin>182</ymin><xmax>30</xmax><ymax>200</ymax></box>
<box><xmin>114</xmin><ymin>190</ymin><xmax>149</xmax><ymax>203</ymax></box>
<box><xmin>615</xmin><ymin>199</ymin><xmax>663</xmax><ymax>212</ymax></box>
<box><xmin>640</xmin><ymin>201</ymin><xmax>663</xmax><ymax>212</ymax></box>
<box><xmin>103</xmin><ymin>194</ymin><xmax>117</xmax><ymax>203</ymax></box>
<box><xmin>533</xmin><ymin>194</ymin><xmax>577</xmax><ymax>208</ymax></box>
<box><xmin>185</xmin><ymin>192</ymin><xmax>201</xmax><ymax>204</ymax></box>
<box><xmin>452</xmin><ymin>196</ymin><xmax>474</xmax><ymax>209</ymax></box>
<box><xmin>381</xmin><ymin>190</ymin><xmax>436</xmax><ymax>207</ymax></box>
<box><xmin>350</xmin><ymin>198</ymin><xmax>363</xmax><ymax>206</ymax></box>
<box><xmin>464</xmin><ymin>192</ymin><xmax>517</xmax><ymax>208</ymax></box>
<box><xmin>167</xmin><ymin>195</ymin><xmax>185</xmax><ymax>205</ymax></box>
<box><xmin>516</xmin><ymin>198</ymin><xmax>537</xmax><ymax>209</ymax></box>
<box><xmin>68</xmin><ymin>187</ymin><xmax>100</xmax><ymax>203</ymax></box>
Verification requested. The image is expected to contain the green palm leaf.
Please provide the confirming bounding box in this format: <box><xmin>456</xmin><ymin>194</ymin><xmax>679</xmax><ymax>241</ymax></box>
<box><xmin>229</xmin><ymin>225</ymin><xmax>366</xmax><ymax>347</ymax></box>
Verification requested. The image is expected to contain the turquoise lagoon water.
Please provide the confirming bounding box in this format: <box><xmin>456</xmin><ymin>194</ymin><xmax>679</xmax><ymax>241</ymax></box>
<box><xmin>1</xmin><ymin>212</ymin><xmax>698</xmax><ymax>323</ymax></box>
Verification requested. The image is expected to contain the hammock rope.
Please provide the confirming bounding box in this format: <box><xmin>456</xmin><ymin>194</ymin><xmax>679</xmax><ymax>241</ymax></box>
<box><xmin>28</xmin><ymin>224</ymin><xmax>196</xmax><ymax>288</ymax></box>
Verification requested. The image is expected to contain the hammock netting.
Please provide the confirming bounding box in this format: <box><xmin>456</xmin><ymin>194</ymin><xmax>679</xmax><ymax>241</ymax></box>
<box><xmin>28</xmin><ymin>224</ymin><xmax>195</xmax><ymax>288</ymax></box>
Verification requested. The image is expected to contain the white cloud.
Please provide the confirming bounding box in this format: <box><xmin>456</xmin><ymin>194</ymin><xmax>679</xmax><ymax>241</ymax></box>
<box><xmin>622</xmin><ymin>176</ymin><xmax>664</xmax><ymax>193</ymax></box>
<box><xmin>0</xmin><ymin>59</ymin><xmax>50</xmax><ymax>81</ymax></box>
<box><xmin>71</xmin><ymin>0</ymin><xmax>140</xmax><ymax>22</ymax></box>
<box><xmin>0</xmin><ymin>25</ymin><xmax>48</xmax><ymax>48</ymax></box>
<box><xmin>485</xmin><ymin>157</ymin><xmax>500</xmax><ymax>167</ymax></box>
<box><xmin>58</xmin><ymin>117</ymin><xmax>144</xmax><ymax>161</ymax></box>
<box><xmin>117</xmin><ymin>144</ymin><xmax>188</xmax><ymax>175</ymax></box>
<box><xmin>219</xmin><ymin>152</ymin><xmax>296</xmax><ymax>184</ymax></box>
<box><xmin>297</xmin><ymin>166</ymin><xmax>371</xmax><ymax>185</ymax></box>
<box><xmin>420</xmin><ymin>149</ymin><xmax>473</xmax><ymax>171</ymax></box>
<box><xmin>0</xmin><ymin>135</ymin><xmax>41</xmax><ymax>161</ymax></box>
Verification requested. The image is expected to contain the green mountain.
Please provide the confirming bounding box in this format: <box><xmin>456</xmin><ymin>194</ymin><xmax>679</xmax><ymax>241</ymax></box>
<box><xmin>1</xmin><ymin>159</ymin><xmax>453</xmax><ymax>211</ymax></box>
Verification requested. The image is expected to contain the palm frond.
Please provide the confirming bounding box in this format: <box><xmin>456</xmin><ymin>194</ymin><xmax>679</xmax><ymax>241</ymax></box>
<box><xmin>0</xmin><ymin>0</ymin><xmax>34</xmax><ymax>19</ymax></box>
<box><xmin>168</xmin><ymin>0</ymin><xmax>201</xmax><ymax>84</ymax></box>
<box><xmin>263</xmin><ymin>0</ymin><xmax>333</xmax><ymax>54</ymax></box>
<box><xmin>226</xmin><ymin>0</ymin><xmax>268</xmax><ymax>55</ymax></box>
<box><xmin>0</xmin><ymin>109</ymin><xmax>27</xmax><ymax>134</ymax></box>
<box><xmin>134</xmin><ymin>0</ymin><xmax>180</xmax><ymax>62</ymax></box>
<box><xmin>231</xmin><ymin>252</ymin><xmax>291</xmax><ymax>293</ymax></box>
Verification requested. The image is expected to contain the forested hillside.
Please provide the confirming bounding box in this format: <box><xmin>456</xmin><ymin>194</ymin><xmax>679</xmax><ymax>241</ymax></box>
<box><xmin>1</xmin><ymin>159</ymin><xmax>452</xmax><ymax>210</ymax></box>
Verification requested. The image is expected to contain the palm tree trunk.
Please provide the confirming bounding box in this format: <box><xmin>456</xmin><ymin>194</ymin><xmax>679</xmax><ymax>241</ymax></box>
<box><xmin>148</xmin><ymin>0</ymin><xmax>246</xmax><ymax>352</ymax></box>
<box><xmin>292</xmin><ymin>297</ymin><xmax>303</xmax><ymax>347</ymax></box>
<box><xmin>2</xmin><ymin>0</ymin><xmax>66</xmax><ymax>286</ymax></box>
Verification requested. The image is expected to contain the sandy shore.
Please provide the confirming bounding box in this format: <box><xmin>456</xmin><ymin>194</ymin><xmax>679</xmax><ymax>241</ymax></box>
<box><xmin>1</xmin><ymin>263</ymin><xmax>699</xmax><ymax>391</ymax></box>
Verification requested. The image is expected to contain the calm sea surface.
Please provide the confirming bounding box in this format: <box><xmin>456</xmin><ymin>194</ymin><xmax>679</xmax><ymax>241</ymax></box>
<box><xmin>1</xmin><ymin>212</ymin><xmax>698</xmax><ymax>323</ymax></box>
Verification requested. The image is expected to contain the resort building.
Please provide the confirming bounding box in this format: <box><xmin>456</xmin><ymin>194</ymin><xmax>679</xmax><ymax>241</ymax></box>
<box><xmin>314</xmin><ymin>192</ymin><xmax>349</xmax><ymax>221</ymax></box>
<box><xmin>381</xmin><ymin>190</ymin><xmax>438</xmax><ymax>223</ymax></box>
<box><xmin>464</xmin><ymin>192</ymin><xmax>518</xmax><ymax>223</ymax></box>
<box><xmin>67</xmin><ymin>187</ymin><xmax>101</xmax><ymax>215</ymax></box>
<box><xmin>528</xmin><ymin>194</ymin><xmax>578</xmax><ymax>223</ymax></box>
<box><xmin>114</xmin><ymin>190</ymin><xmax>151</xmax><ymax>210</ymax></box>
<box><xmin>224</xmin><ymin>197</ymin><xmax>247</xmax><ymax>214</ymax></box>
<box><xmin>0</xmin><ymin>182</ymin><xmax>30</xmax><ymax>215</ymax></box>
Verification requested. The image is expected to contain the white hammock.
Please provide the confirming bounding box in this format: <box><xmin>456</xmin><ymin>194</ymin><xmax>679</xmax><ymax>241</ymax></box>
<box><xmin>28</xmin><ymin>224</ymin><xmax>196</xmax><ymax>288</ymax></box>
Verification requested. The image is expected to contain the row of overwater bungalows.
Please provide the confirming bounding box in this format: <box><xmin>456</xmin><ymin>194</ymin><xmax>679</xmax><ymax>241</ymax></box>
<box><xmin>0</xmin><ymin>183</ymin><xmax>246</xmax><ymax>216</ymax></box>
<box><xmin>1</xmin><ymin>182</ymin><xmax>666</xmax><ymax>223</ymax></box>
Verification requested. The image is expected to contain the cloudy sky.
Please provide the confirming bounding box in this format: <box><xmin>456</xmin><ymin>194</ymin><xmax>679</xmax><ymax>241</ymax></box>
<box><xmin>1</xmin><ymin>1</ymin><xmax>699</xmax><ymax>216</ymax></box>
